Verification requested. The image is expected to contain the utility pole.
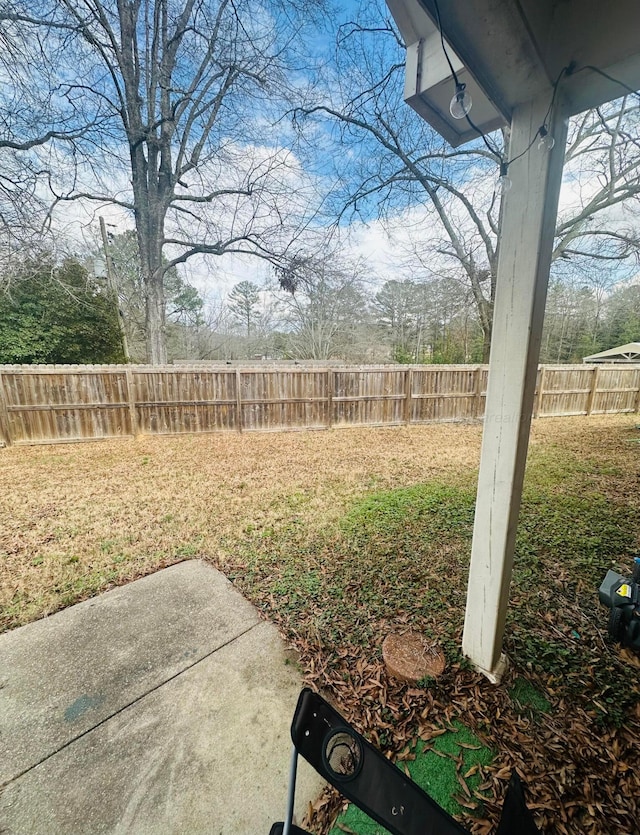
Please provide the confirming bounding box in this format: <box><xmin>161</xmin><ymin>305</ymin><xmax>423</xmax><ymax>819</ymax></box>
<box><xmin>99</xmin><ymin>216</ymin><xmax>130</xmax><ymax>363</ymax></box>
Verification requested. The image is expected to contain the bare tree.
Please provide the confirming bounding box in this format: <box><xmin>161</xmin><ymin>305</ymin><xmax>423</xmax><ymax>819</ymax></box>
<box><xmin>295</xmin><ymin>2</ymin><xmax>640</xmax><ymax>360</ymax></box>
<box><xmin>1</xmin><ymin>0</ymin><xmax>324</xmax><ymax>362</ymax></box>
<box><xmin>0</xmin><ymin>10</ymin><xmax>99</xmax><ymax>271</ymax></box>
<box><xmin>275</xmin><ymin>253</ymin><xmax>369</xmax><ymax>360</ymax></box>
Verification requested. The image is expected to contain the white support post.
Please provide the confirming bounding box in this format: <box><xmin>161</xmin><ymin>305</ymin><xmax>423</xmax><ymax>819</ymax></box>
<box><xmin>462</xmin><ymin>95</ymin><xmax>569</xmax><ymax>681</ymax></box>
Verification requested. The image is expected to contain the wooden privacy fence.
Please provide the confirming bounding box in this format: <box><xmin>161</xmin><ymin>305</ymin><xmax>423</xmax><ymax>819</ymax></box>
<box><xmin>0</xmin><ymin>363</ymin><xmax>639</xmax><ymax>447</ymax></box>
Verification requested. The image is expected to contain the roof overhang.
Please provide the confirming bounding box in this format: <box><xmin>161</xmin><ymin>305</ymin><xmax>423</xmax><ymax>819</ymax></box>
<box><xmin>584</xmin><ymin>342</ymin><xmax>640</xmax><ymax>363</ymax></box>
<box><xmin>386</xmin><ymin>0</ymin><xmax>640</xmax><ymax>147</ymax></box>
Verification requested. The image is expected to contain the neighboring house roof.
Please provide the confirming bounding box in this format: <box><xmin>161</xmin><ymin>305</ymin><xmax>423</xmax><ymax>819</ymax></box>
<box><xmin>583</xmin><ymin>342</ymin><xmax>640</xmax><ymax>362</ymax></box>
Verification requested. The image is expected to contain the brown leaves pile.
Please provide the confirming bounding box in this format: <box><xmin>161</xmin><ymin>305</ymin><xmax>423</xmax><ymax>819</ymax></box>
<box><xmin>284</xmin><ymin>638</ymin><xmax>640</xmax><ymax>835</ymax></box>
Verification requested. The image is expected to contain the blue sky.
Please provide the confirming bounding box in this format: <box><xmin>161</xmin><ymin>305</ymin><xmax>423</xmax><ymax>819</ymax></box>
<box><xmin>27</xmin><ymin>0</ymin><xmax>639</xmax><ymax>303</ymax></box>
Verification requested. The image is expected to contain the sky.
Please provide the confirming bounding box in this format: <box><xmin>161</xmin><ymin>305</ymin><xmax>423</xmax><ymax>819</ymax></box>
<box><xmin>31</xmin><ymin>0</ymin><xmax>640</xmax><ymax>308</ymax></box>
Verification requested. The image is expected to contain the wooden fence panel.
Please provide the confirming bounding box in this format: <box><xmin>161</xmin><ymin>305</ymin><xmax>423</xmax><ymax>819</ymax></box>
<box><xmin>332</xmin><ymin>368</ymin><xmax>406</xmax><ymax>426</ymax></box>
<box><xmin>538</xmin><ymin>366</ymin><xmax>594</xmax><ymax>416</ymax></box>
<box><xmin>0</xmin><ymin>363</ymin><xmax>638</xmax><ymax>445</ymax></box>
<box><xmin>239</xmin><ymin>369</ymin><xmax>329</xmax><ymax>431</ymax></box>
<box><xmin>590</xmin><ymin>366</ymin><xmax>640</xmax><ymax>414</ymax></box>
<box><xmin>410</xmin><ymin>366</ymin><xmax>485</xmax><ymax>422</ymax></box>
<box><xmin>132</xmin><ymin>368</ymin><xmax>237</xmax><ymax>434</ymax></box>
<box><xmin>0</xmin><ymin>366</ymin><xmax>130</xmax><ymax>443</ymax></box>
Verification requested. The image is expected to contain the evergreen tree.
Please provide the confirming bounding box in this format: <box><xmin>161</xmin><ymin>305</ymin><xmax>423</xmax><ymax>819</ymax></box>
<box><xmin>0</xmin><ymin>256</ymin><xmax>125</xmax><ymax>364</ymax></box>
<box><xmin>227</xmin><ymin>281</ymin><xmax>262</xmax><ymax>338</ymax></box>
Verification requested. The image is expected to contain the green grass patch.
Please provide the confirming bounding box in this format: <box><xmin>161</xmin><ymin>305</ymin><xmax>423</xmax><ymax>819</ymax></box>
<box><xmin>411</xmin><ymin>723</ymin><xmax>494</xmax><ymax>814</ymax></box>
<box><xmin>328</xmin><ymin>722</ymin><xmax>493</xmax><ymax>834</ymax></box>
<box><xmin>340</xmin><ymin>483</ymin><xmax>476</xmax><ymax>547</ymax></box>
<box><xmin>228</xmin><ymin>481</ymin><xmax>477</xmax><ymax>651</ymax></box>
<box><xmin>509</xmin><ymin>677</ymin><xmax>551</xmax><ymax>714</ymax></box>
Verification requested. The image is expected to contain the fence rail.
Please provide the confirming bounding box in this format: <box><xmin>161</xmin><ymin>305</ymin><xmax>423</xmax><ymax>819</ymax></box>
<box><xmin>0</xmin><ymin>363</ymin><xmax>639</xmax><ymax>446</ymax></box>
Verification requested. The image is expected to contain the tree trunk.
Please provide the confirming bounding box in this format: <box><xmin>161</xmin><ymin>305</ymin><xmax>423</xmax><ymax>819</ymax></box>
<box><xmin>482</xmin><ymin>322</ymin><xmax>492</xmax><ymax>363</ymax></box>
<box><xmin>121</xmin><ymin>2</ymin><xmax>173</xmax><ymax>366</ymax></box>
<box><xmin>146</xmin><ymin>273</ymin><xmax>167</xmax><ymax>364</ymax></box>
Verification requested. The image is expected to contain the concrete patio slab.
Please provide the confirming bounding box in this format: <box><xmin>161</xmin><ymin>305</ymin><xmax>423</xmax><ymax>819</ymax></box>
<box><xmin>0</xmin><ymin>560</ymin><xmax>324</xmax><ymax>834</ymax></box>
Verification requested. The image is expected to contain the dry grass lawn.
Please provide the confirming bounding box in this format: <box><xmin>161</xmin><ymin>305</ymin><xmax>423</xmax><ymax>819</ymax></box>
<box><xmin>1</xmin><ymin>420</ymin><xmax>484</xmax><ymax>629</ymax></box>
<box><xmin>1</xmin><ymin>415</ymin><xmax>637</xmax><ymax>633</ymax></box>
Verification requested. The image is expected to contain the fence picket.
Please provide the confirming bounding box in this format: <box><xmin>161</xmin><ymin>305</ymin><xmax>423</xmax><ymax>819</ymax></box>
<box><xmin>0</xmin><ymin>372</ymin><xmax>12</xmax><ymax>446</ymax></box>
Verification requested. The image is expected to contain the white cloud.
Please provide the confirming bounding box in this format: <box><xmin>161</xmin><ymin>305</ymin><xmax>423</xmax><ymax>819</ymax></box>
<box><xmin>18</xmin><ymin>101</ymin><xmax>639</xmax><ymax>313</ymax></box>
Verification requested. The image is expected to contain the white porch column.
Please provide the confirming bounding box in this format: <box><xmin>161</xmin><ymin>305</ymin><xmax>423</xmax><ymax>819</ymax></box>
<box><xmin>461</xmin><ymin>94</ymin><xmax>569</xmax><ymax>680</ymax></box>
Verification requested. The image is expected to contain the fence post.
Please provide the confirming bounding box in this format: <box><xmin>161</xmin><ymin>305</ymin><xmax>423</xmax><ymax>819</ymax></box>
<box><xmin>235</xmin><ymin>369</ymin><xmax>243</xmax><ymax>433</ymax></box>
<box><xmin>326</xmin><ymin>368</ymin><xmax>333</xmax><ymax>429</ymax></box>
<box><xmin>404</xmin><ymin>367</ymin><xmax>413</xmax><ymax>424</ymax></box>
<box><xmin>125</xmin><ymin>368</ymin><xmax>139</xmax><ymax>437</ymax></box>
<box><xmin>586</xmin><ymin>365</ymin><xmax>600</xmax><ymax>415</ymax></box>
<box><xmin>0</xmin><ymin>372</ymin><xmax>12</xmax><ymax>447</ymax></box>
<box><xmin>473</xmin><ymin>366</ymin><xmax>483</xmax><ymax>418</ymax></box>
<box><xmin>635</xmin><ymin>368</ymin><xmax>640</xmax><ymax>413</ymax></box>
<box><xmin>534</xmin><ymin>365</ymin><xmax>546</xmax><ymax>418</ymax></box>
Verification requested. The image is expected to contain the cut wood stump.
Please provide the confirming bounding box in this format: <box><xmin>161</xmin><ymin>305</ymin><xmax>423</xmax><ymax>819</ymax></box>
<box><xmin>382</xmin><ymin>632</ymin><xmax>446</xmax><ymax>683</ymax></box>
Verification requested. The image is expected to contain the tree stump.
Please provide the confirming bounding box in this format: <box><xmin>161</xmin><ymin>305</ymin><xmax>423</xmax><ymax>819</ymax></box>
<box><xmin>382</xmin><ymin>632</ymin><xmax>446</xmax><ymax>683</ymax></box>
